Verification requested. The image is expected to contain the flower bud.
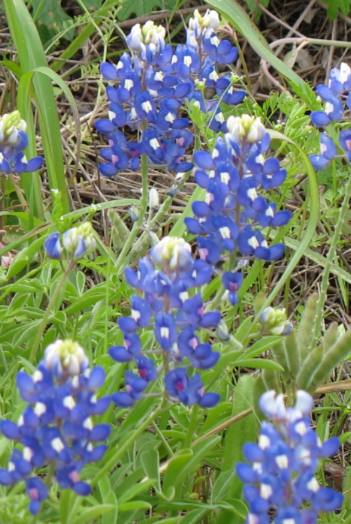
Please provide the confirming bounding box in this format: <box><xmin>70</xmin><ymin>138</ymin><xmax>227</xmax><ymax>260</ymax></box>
<box><xmin>226</xmin><ymin>115</ymin><xmax>266</xmax><ymax>144</ymax></box>
<box><xmin>189</xmin><ymin>9</ymin><xmax>220</xmax><ymax>33</ymax></box>
<box><xmin>44</xmin><ymin>339</ymin><xmax>88</xmax><ymax>376</ymax></box>
<box><xmin>44</xmin><ymin>223</ymin><xmax>96</xmax><ymax>261</ymax></box>
<box><xmin>148</xmin><ymin>187</ymin><xmax>159</xmax><ymax>209</ymax></box>
<box><xmin>127</xmin><ymin>21</ymin><xmax>165</xmax><ymax>56</ymax></box>
<box><xmin>150</xmin><ymin>236</ymin><xmax>192</xmax><ymax>272</ymax></box>
<box><xmin>259</xmin><ymin>306</ymin><xmax>292</xmax><ymax>335</ymax></box>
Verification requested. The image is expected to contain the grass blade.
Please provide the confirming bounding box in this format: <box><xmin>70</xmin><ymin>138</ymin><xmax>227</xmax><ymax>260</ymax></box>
<box><xmin>4</xmin><ymin>0</ymin><xmax>70</xmax><ymax>215</ymax></box>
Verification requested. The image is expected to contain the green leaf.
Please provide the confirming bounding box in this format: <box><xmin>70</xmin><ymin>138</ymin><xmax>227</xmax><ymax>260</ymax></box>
<box><xmin>296</xmin><ymin>294</ymin><xmax>318</xmax><ymax>359</ymax></box>
<box><xmin>162</xmin><ymin>449</ymin><xmax>193</xmax><ymax>499</ymax></box>
<box><xmin>222</xmin><ymin>375</ymin><xmax>258</xmax><ymax>471</ymax></box>
<box><xmin>306</xmin><ymin>331</ymin><xmax>351</xmax><ymax>390</ymax></box>
<box><xmin>71</xmin><ymin>504</ymin><xmax>116</xmax><ymax>524</ymax></box>
<box><xmin>98</xmin><ymin>476</ymin><xmax>119</xmax><ymax>524</ymax></box>
<box><xmin>140</xmin><ymin>447</ymin><xmax>161</xmax><ymax>492</ymax></box>
<box><xmin>180</xmin><ymin>508</ymin><xmax>208</xmax><ymax>524</ymax></box>
<box><xmin>119</xmin><ymin>478</ymin><xmax>155</xmax><ymax>504</ymax></box>
<box><xmin>32</xmin><ymin>0</ymin><xmax>75</xmax><ymax>43</ymax></box>
<box><xmin>236</xmin><ymin>358</ymin><xmax>284</xmax><ymax>372</ymax></box>
<box><xmin>119</xmin><ymin>501</ymin><xmax>152</xmax><ymax>512</ymax></box>
<box><xmin>245</xmin><ymin>335</ymin><xmax>282</xmax><ymax>359</ymax></box>
<box><xmin>6</xmin><ymin>236</ymin><xmax>44</xmax><ymax>280</ymax></box>
<box><xmin>51</xmin><ymin>0</ymin><xmax>122</xmax><ymax>72</ymax></box>
<box><xmin>118</xmin><ymin>0</ymin><xmax>175</xmax><ymax>20</ymax></box>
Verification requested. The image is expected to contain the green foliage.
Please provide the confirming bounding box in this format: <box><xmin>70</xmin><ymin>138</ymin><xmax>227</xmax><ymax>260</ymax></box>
<box><xmin>256</xmin><ymin>295</ymin><xmax>351</xmax><ymax>396</ymax></box>
<box><xmin>4</xmin><ymin>0</ymin><xmax>70</xmax><ymax>216</ymax></box>
<box><xmin>325</xmin><ymin>0</ymin><xmax>351</xmax><ymax>19</ymax></box>
<box><xmin>32</xmin><ymin>0</ymin><xmax>75</xmax><ymax>43</ymax></box>
<box><xmin>30</xmin><ymin>0</ymin><xmax>103</xmax><ymax>44</ymax></box>
<box><xmin>118</xmin><ymin>0</ymin><xmax>178</xmax><ymax>20</ymax></box>
<box><xmin>1</xmin><ymin>1</ymin><xmax>350</xmax><ymax>522</ymax></box>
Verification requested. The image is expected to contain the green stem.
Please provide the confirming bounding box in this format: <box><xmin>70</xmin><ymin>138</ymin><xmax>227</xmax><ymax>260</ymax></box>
<box><xmin>60</xmin><ymin>490</ymin><xmax>74</xmax><ymax>524</ymax></box>
<box><xmin>93</xmin><ymin>400</ymin><xmax>166</xmax><ymax>483</ymax></box>
<box><xmin>114</xmin><ymin>154</ymin><xmax>149</xmax><ymax>276</ymax></box>
<box><xmin>30</xmin><ymin>260</ymin><xmax>75</xmax><ymax>361</ymax></box>
<box><xmin>312</xmin><ymin>171</ymin><xmax>351</xmax><ymax>345</ymax></box>
<box><xmin>184</xmin><ymin>405</ymin><xmax>199</xmax><ymax>447</ymax></box>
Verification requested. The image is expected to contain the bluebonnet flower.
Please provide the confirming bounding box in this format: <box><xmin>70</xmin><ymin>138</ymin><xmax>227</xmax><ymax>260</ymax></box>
<box><xmin>109</xmin><ymin>236</ymin><xmax>220</xmax><ymax>408</ymax></box>
<box><xmin>44</xmin><ymin>222</ymin><xmax>96</xmax><ymax>260</ymax></box>
<box><xmin>236</xmin><ymin>390</ymin><xmax>343</xmax><ymax>524</ymax></box>
<box><xmin>185</xmin><ymin>114</ymin><xmax>291</xmax><ymax>301</ymax></box>
<box><xmin>310</xmin><ymin>62</ymin><xmax>351</xmax><ymax>169</ymax></box>
<box><xmin>0</xmin><ymin>340</ymin><xmax>111</xmax><ymax>515</ymax></box>
<box><xmin>0</xmin><ymin>110</ymin><xmax>43</xmax><ymax>174</ymax></box>
<box><xmin>96</xmin><ymin>10</ymin><xmax>245</xmax><ymax>176</ymax></box>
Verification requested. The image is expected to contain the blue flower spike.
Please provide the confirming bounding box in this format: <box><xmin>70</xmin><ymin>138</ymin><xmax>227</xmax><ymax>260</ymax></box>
<box><xmin>44</xmin><ymin>222</ymin><xmax>96</xmax><ymax>261</ymax></box>
<box><xmin>96</xmin><ymin>10</ymin><xmax>245</xmax><ymax>176</ymax></box>
<box><xmin>109</xmin><ymin>236</ymin><xmax>220</xmax><ymax>408</ymax></box>
<box><xmin>0</xmin><ymin>110</ymin><xmax>43</xmax><ymax>174</ymax></box>
<box><xmin>310</xmin><ymin>62</ymin><xmax>351</xmax><ymax>170</ymax></box>
<box><xmin>0</xmin><ymin>340</ymin><xmax>111</xmax><ymax>515</ymax></box>
<box><xmin>185</xmin><ymin>114</ymin><xmax>291</xmax><ymax>269</ymax></box>
<box><xmin>237</xmin><ymin>390</ymin><xmax>343</xmax><ymax>524</ymax></box>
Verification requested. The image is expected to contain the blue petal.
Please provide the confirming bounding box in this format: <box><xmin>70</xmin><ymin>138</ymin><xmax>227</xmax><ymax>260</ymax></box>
<box><xmin>193</xmin><ymin>151</ymin><xmax>214</xmax><ymax>170</ymax></box>
<box><xmin>100</xmin><ymin>62</ymin><xmax>118</xmax><ymax>80</ymax></box>
<box><xmin>16</xmin><ymin>372</ymin><xmax>36</xmax><ymax>401</ymax></box>
<box><xmin>198</xmin><ymin>392</ymin><xmax>220</xmax><ymax>408</ymax></box>
<box><xmin>112</xmin><ymin>392</ymin><xmax>135</xmax><ymax>407</ymax></box>
<box><xmin>109</xmin><ymin>345</ymin><xmax>133</xmax><ymax>362</ymax></box>
<box><xmin>44</xmin><ymin>233</ymin><xmax>61</xmax><ymax>259</ymax></box>
<box><xmin>0</xmin><ymin>469</ymin><xmax>13</xmax><ymax>485</ymax></box>
<box><xmin>95</xmin><ymin>119</ymin><xmax>115</xmax><ymax>133</ymax></box>
<box><xmin>90</xmin><ymin>424</ymin><xmax>111</xmax><ymax>441</ymax></box>
<box><xmin>321</xmin><ymin>436</ymin><xmax>340</xmax><ymax>457</ymax></box>
<box><xmin>73</xmin><ymin>481</ymin><xmax>91</xmax><ymax>496</ymax></box>
<box><xmin>236</xmin><ymin>463</ymin><xmax>257</xmax><ymax>482</ymax></box>
<box><xmin>0</xmin><ymin>420</ymin><xmax>20</xmax><ymax>439</ymax></box>
<box><xmin>88</xmin><ymin>367</ymin><xmax>106</xmax><ymax>389</ymax></box>
<box><xmin>310</xmin><ymin>111</ymin><xmax>330</xmax><ymax>127</ymax></box>
<box><xmin>271</xmin><ymin>210</ymin><xmax>292</xmax><ymax>227</ymax></box>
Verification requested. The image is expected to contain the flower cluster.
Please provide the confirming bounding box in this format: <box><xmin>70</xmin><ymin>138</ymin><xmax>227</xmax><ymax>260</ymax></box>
<box><xmin>44</xmin><ymin>222</ymin><xmax>96</xmax><ymax>261</ymax></box>
<box><xmin>185</xmin><ymin>114</ymin><xmax>291</xmax><ymax>303</ymax></box>
<box><xmin>237</xmin><ymin>390</ymin><xmax>343</xmax><ymax>524</ymax></box>
<box><xmin>0</xmin><ymin>110</ymin><xmax>43</xmax><ymax>174</ymax></box>
<box><xmin>109</xmin><ymin>236</ymin><xmax>220</xmax><ymax>408</ymax></box>
<box><xmin>310</xmin><ymin>62</ymin><xmax>351</xmax><ymax>170</ymax></box>
<box><xmin>96</xmin><ymin>10</ymin><xmax>245</xmax><ymax>176</ymax></box>
<box><xmin>0</xmin><ymin>340</ymin><xmax>111</xmax><ymax>515</ymax></box>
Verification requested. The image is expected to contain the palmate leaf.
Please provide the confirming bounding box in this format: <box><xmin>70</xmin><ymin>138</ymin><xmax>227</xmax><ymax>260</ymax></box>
<box><xmin>324</xmin><ymin>0</ymin><xmax>351</xmax><ymax>19</ymax></box>
<box><xmin>32</xmin><ymin>0</ymin><xmax>75</xmax><ymax>43</ymax></box>
<box><xmin>118</xmin><ymin>0</ymin><xmax>176</xmax><ymax>20</ymax></box>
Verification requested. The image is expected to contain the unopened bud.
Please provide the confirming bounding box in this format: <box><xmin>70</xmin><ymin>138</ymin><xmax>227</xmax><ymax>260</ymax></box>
<box><xmin>259</xmin><ymin>306</ymin><xmax>292</xmax><ymax>335</ymax></box>
<box><xmin>44</xmin><ymin>339</ymin><xmax>88</xmax><ymax>376</ymax></box>
<box><xmin>226</xmin><ymin>115</ymin><xmax>266</xmax><ymax>144</ymax></box>
<box><xmin>0</xmin><ymin>110</ymin><xmax>27</xmax><ymax>145</ymax></box>
<box><xmin>150</xmin><ymin>236</ymin><xmax>192</xmax><ymax>272</ymax></box>
<box><xmin>217</xmin><ymin>321</ymin><xmax>230</xmax><ymax>341</ymax></box>
<box><xmin>148</xmin><ymin>187</ymin><xmax>159</xmax><ymax>209</ymax></box>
